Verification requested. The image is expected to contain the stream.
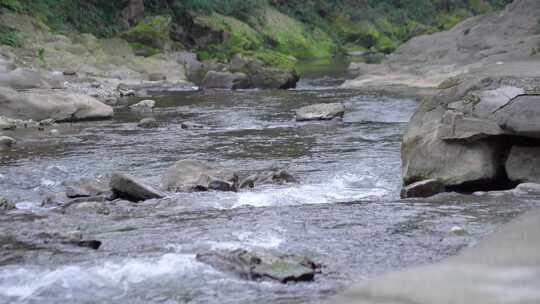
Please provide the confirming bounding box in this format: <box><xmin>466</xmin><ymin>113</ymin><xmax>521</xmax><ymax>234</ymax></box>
<box><xmin>0</xmin><ymin>59</ymin><xmax>539</xmax><ymax>304</ymax></box>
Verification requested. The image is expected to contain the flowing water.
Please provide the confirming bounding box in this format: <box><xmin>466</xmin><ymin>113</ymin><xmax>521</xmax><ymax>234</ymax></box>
<box><xmin>0</xmin><ymin>60</ymin><xmax>539</xmax><ymax>304</ymax></box>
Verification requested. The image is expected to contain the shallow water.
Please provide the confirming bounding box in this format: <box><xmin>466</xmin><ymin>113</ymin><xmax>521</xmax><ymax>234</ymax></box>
<box><xmin>0</xmin><ymin>61</ymin><xmax>539</xmax><ymax>304</ymax></box>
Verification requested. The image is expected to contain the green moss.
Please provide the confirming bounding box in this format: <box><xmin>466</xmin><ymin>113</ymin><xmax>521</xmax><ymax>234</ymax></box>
<box><xmin>435</xmin><ymin>12</ymin><xmax>466</xmax><ymax>30</ymax></box>
<box><xmin>195</xmin><ymin>12</ymin><xmax>263</xmax><ymax>59</ymax></box>
<box><xmin>249</xmin><ymin>49</ymin><xmax>296</xmax><ymax>70</ymax></box>
<box><xmin>468</xmin><ymin>0</ymin><xmax>492</xmax><ymax>14</ymax></box>
<box><xmin>122</xmin><ymin>15</ymin><xmax>171</xmax><ymax>50</ymax></box>
<box><xmin>129</xmin><ymin>42</ymin><xmax>161</xmax><ymax>57</ymax></box>
<box><xmin>375</xmin><ymin>34</ymin><xmax>398</xmax><ymax>54</ymax></box>
<box><xmin>261</xmin><ymin>8</ymin><xmax>336</xmax><ymax>59</ymax></box>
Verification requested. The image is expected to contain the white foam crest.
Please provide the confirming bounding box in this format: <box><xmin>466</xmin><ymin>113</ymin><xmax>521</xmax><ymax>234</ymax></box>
<box><xmin>233</xmin><ymin>172</ymin><xmax>390</xmax><ymax>208</ymax></box>
<box><xmin>0</xmin><ymin>254</ymin><xmax>199</xmax><ymax>301</ymax></box>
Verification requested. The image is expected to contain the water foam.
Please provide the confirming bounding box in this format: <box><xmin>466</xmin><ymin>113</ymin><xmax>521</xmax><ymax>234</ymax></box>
<box><xmin>0</xmin><ymin>254</ymin><xmax>200</xmax><ymax>302</ymax></box>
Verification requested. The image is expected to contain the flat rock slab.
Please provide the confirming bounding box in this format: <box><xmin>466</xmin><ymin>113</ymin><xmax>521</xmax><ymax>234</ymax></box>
<box><xmin>196</xmin><ymin>250</ymin><xmax>321</xmax><ymax>284</ymax></box>
<box><xmin>110</xmin><ymin>172</ymin><xmax>164</xmax><ymax>202</ymax></box>
<box><xmin>0</xmin><ymin>87</ymin><xmax>113</xmax><ymax>122</ymax></box>
<box><xmin>333</xmin><ymin>209</ymin><xmax>540</xmax><ymax>304</ymax></box>
<box><xmin>495</xmin><ymin>95</ymin><xmax>540</xmax><ymax>138</ymax></box>
<box><xmin>295</xmin><ymin>103</ymin><xmax>345</xmax><ymax>121</ymax></box>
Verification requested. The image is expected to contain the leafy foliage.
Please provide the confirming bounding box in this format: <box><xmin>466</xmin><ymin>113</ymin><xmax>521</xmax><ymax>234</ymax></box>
<box><xmin>0</xmin><ymin>24</ymin><xmax>22</xmax><ymax>47</ymax></box>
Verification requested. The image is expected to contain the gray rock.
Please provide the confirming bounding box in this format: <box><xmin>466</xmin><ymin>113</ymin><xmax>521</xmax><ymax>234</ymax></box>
<box><xmin>512</xmin><ymin>182</ymin><xmax>540</xmax><ymax>196</ymax></box>
<box><xmin>41</xmin><ymin>192</ymin><xmax>70</xmax><ymax>207</ymax></box>
<box><xmin>495</xmin><ymin>95</ymin><xmax>540</xmax><ymax>138</ymax></box>
<box><xmin>138</xmin><ymin>117</ymin><xmax>159</xmax><ymax>129</ymax></box>
<box><xmin>0</xmin><ymin>87</ymin><xmax>114</xmax><ymax>122</ymax></box>
<box><xmin>437</xmin><ymin>110</ymin><xmax>507</xmax><ymax>140</ymax></box>
<box><xmin>110</xmin><ymin>172</ymin><xmax>165</xmax><ymax>202</ymax></box>
<box><xmin>196</xmin><ymin>250</ymin><xmax>321</xmax><ymax>283</ymax></box>
<box><xmin>129</xmin><ymin>99</ymin><xmax>155</xmax><ymax>112</ymax></box>
<box><xmin>332</xmin><ymin>209</ymin><xmax>540</xmax><ymax>304</ymax></box>
<box><xmin>0</xmin><ymin>136</ymin><xmax>15</xmax><ymax>148</ymax></box>
<box><xmin>295</xmin><ymin>103</ymin><xmax>345</xmax><ymax>121</ymax></box>
<box><xmin>505</xmin><ymin>146</ymin><xmax>540</xmax><ymax>183</ymax></box>
<box><xmin>181</xmin><ymin>121</ymin><xmax>204</xmax><ymax>129</ymax></box>
<box><xmin>0</xmin><ymin>197</ymin><xmax>16</xmax><ymax>211</ymax></box>
<box><xmin>0</xmin><ymin>68</ymin><xmax>61</xmax><ymax>90</ymax></box>
<box><xmin>63</xmin><ymin>177</ymin><xmax>109</xmax><ymax>198</ymax></box>
<box><xmin>160</xmin><ymin>159</ymin><xmax>239</xmax><ymax>192</ymax></box>
<box><xmin>240</xmin><ymin>170</ymin><xmax>297</xmax><ymax>189</ymax></box>
<box><xmin>242</xmin><ymin>59</ymin><xmax>298</xmax><ymax>89</ymax></box>
<box><xmin>472</xmin><ymin>86</ymin><xmax>524</xmax><ymax>119</ymax></box>
<box><xmin>0</xmin><ymin>117</ymin><xmax>16</xmax><ymax>130</ymax></box>
<box><xmin>148</xmin><ymin>73</ymin><xmax>167</xmax><ymax>81</ymax></box>
<box><xmin>401</xmin><ymin>179</ymin><xmax>445</xmax><ymax>199</ymax></box>
<box><xmin>200</xmin><ymin>71</ymin><xmax>251</xmax><ymax>90</ymax></box>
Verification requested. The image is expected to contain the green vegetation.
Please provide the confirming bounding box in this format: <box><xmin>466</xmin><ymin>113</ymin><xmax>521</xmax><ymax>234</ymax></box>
<box><xmin>0</xmin><ymin>24</ymin><xmax>22</xmax><ymax>47</ymax></box>
<box><xmin>0</xmin><ymin>0</ymin><xmax>513</xmax><ymax>67</ymax></box>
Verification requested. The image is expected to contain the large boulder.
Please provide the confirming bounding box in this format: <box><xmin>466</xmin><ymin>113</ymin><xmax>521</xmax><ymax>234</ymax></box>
<box><xmin>332</xmin><ymin>209</ymin><xmax>540</xmax><ymax>304</ymax></box>
<box><xmin>196</xmin><ymin>250</ymin><xmax>321</xmax><ymax>283</ymax></box>
<box><xmin>505</xmin><ymin>146</ymin><xmax>540</xmax><ymax>184</ymax></box>
<box><xmin>401</xmin><ymin>76</ymin><xmax>540</xmax><ymax>190</ymax></box>
<box><xmin>0</xmin><ymin>88</ymin><xmax>114</xmax><ymax>121</ymax></box>
<box><xmin>241</xmin><ymin>59</ymin><xmax>298</xmax><ymax>90</ymax></box>
<box><xmin>160</xmin><ymin>159</ymin><xmax>239</xmax><ymax>192</ymax></box>
<box><xmin>200</xmin><ymin>71</ymin><xmax>250</xmax><ymax>90</ymax></box>
<box><xmin>110</xmin><ymin>172</ymin><xmax>164</xmax><ymax>202</ymax></box>
<box><xmin>0</xmin><ymin>68</ymin><xmax>61</xmax><ymax>90</ymax></box>
<box><xmin>295</xmin><ymin>103</ymin><xmax>345</xmax><ymax>121</ymax></box>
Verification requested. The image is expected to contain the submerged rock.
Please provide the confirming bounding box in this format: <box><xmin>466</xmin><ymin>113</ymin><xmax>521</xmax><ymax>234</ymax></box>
<box><xmin>130</xmin><ymin>99</ymin><xmax>156</xmax><ymax>112</ymax></box>
<box><xmin>63</xmin><ymin>177</ymin><xmax>109</xmax><ymax>198</ymax></box>
<box><xmin>200</xmin><ymin>71</ymin><xmax>251</xmax><ymax>90</ymax></box>
<box><xmin>0</xmin><ymin>136</ymin><xmax>16</xmax><ymax>149</ymax></box>
<box><xmin>181</xmin><ymin>121</ymin><xmax>204</xmax><ymax>129</ymax></box>
<box><xmin>0</xmin><ymin>87</ymin><xmax>114</xmax><ymax>122</ymax></box>
<box><xmin>295</xmin><ymin>103</ymin><xmax>345</xmax><ymax>121</ymax></box>
<box><xmin>0</xmin><ymin>197</ymin><xmax>16</xmax><ymax>211</ymax></box>
<box><xmin>160</xmin><ymin>159</ymin><xmax>239</xmax><ymax>192</ymax></box>
<box><xmin>400</xmin><ymin>179</ymin><xmax>445</xmax><ymax>199</ymax></box>
<box><xmin>240</xmin><ymin>170</ymin><xmax>297</xmax><ymax>189</ymax></box>
<box><xmin>0</xmin><ymin>117</ymin><xmax>16</xmax><ymax>130</ymax></box>
<box><xmin>110</xmin><ymin>172</ymin><xmax>165</xmax><ymax>202</ymax></box>
<box><xmin>138</xmin><ymin>117</ymin><xmax>159</xmax><ymax>128</ymax></box>
<box><xmin>196</xmin><ymin>250</ymin><xmax>321</xmax><ymax>283</ymax></box>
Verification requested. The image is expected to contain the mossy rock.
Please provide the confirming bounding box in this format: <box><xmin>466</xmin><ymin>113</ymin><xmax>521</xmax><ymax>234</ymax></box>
<box><xmin>122</xmin><ymin>15</ymin><xmax>171</xmax><ymax>50</ymax></box>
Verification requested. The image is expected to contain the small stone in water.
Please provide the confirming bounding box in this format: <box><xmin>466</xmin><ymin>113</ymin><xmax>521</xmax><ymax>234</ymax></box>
<box><xmin>50</xmin><ymin>129</ymin><xmax>59</xmax><ymax>135</ymax></box>
<box><xmin>451</xmin><ymin>226</ymin><xmax>466</xmax><ymax>236</ymax></box>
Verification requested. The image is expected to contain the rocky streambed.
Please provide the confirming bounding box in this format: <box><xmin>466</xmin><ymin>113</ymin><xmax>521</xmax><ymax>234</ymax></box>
<box><xmin>1</xmin><ymin>65</ymin><xmax>540</xmax><ymax>304</ymax></box>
